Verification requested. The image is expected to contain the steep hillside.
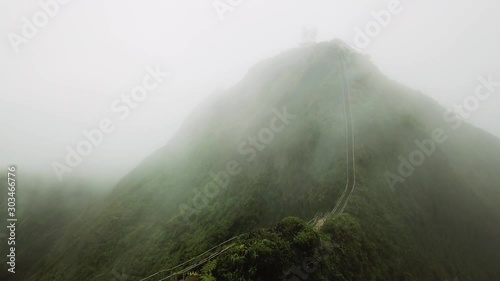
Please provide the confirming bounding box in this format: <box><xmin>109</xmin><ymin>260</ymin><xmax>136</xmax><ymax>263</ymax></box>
<box><xmin>23</xmin><ymin>40</ymin><xmax>500</xmax><ymax>281</ymax></box>
<box><xmin>0</xmin><ymin>173</ymin><xmax>108</xmax><ymax>281</ymax></box>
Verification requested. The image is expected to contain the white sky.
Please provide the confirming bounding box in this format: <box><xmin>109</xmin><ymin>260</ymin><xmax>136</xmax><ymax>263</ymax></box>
<box><xmin>0</xmin><ymin>0</ymin><xmax>499</xmax><ymax>183</ymax></box>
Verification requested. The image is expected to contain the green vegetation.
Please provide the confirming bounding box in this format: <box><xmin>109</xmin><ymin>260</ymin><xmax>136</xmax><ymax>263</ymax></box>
<box><xmin>3</xmin><ymin>41</ymin><xmax>500</xmax><ymax>281</ymax></box>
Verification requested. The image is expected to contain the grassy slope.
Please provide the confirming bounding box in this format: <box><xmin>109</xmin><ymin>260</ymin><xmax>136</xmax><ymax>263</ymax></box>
<box><xmin>0</xmin><ymin>173</ymin><xmax>108</xmax><ymax>281</ymax></box>
<box><xmin>20</xmin><ymin>41</ymin><xmax>500</xmax><ymax>281</ymax></box>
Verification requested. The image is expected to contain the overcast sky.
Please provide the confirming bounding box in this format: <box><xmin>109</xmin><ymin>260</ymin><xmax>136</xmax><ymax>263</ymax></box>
<box><xmin>0</xmin><ymin>0</ymin><xmax>499</xmax><ymax>183</ymax></box>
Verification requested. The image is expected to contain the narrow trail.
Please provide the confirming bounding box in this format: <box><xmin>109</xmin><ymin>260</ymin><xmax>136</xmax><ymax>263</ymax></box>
<box><xmin>315</xmin><ymin>52</ymin><xmax>356</xmax><ymax>229</ymax></box>
<box><xmin>138</xmin><ymin>50</ymin><xmax>357</xmax><ymax>281</ymax></box>
<box><xmin>336</xmin><ymin>54</ymin><xmax>356</xmax><ymax>215</ymax></box>
<box><xmin>330</xmin><ymin>56</ymin><xmax>352</xmax><ymax>215</ymax></box>
<box><xmin>138</xmin><ymin>236</ymin><xmax>244</xmax><ymax>281</ymax></box>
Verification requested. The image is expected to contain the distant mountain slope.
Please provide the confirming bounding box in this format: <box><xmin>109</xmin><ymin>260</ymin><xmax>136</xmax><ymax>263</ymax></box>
<box><xmin>0</xmin><ymin>173</ymin><xmax>107</xmax><ymax>281</ymax></box>
<box><xmin>24</xmin><ymin>40</ymin><xmax>500</xmax><ymax>281</ymax></box>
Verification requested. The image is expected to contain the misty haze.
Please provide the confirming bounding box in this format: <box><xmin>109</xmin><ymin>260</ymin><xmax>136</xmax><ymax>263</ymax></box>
<box><xmin>0</xmin><ymin>1</ymin><xmax>499</xmax><ymax>281</ymax></box>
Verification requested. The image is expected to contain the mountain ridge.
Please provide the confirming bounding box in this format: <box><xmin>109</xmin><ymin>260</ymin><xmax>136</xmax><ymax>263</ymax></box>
<box><xmin>7</xmin><ymin>40</ymin><xmax>500</xmax><ymax>281</ymax></box>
